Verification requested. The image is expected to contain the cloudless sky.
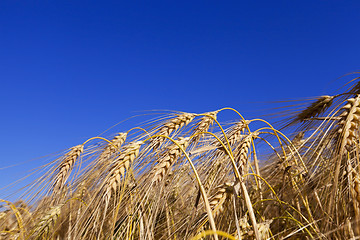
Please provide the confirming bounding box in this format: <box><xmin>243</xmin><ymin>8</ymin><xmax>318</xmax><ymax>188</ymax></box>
<box><xmin>1</xmin><ymin>1</ymin><xmax>360</xmax><ymax>195</ymax></box>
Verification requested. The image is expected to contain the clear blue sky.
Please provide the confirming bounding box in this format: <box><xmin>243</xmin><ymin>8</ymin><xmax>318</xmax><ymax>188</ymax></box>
<box><xmin>1</xmin><ymin>1</ymin><xmax>360</xmax><ymax>194</ymax></box>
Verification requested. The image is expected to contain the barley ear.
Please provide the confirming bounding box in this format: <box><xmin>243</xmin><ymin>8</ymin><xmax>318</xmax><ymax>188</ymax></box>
<box><xmin>152</xmin><ymin>137</ymin><xmax>189</xmax><ymax>184</ymax></box>
<box><xmin>151</xmin><ymin>113</ymin><xmax>194</xmax><ymax>149</ymax></box>
<box><xmin>53</xmin><ymin>145</ymin><xmax>83</xmax><ymax>195</ymax></box>
<box><xmin>99</xmin><ymin>132</ymin><xmax>127</xmax><ymax>163</ymax></box>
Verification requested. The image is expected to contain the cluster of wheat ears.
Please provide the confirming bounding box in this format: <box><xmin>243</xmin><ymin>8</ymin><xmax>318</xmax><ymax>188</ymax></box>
<box><xmin>2</xmin><ymin>74</ymin><xmax>360</xmax><ymax>240</ymax></box>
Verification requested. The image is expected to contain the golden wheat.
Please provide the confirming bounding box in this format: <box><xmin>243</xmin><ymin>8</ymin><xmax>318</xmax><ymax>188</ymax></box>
<box><xmin>208</xmin><ymin>182</ymin><xmax>233</xmax><ymax>218</ymax></box>
<box><xmin>191</xmin><ymin>111</ymin><xmax>218</xmax><ymax>143</ymax></box>
<box><xmin>52</xmin><ymin>145</ymin><xmax>83</xmax><ymax>194</ymax></box>
<box><xmin>103</xmin><ymin>141</ymin><xmax>142</xmax><ymax>202</ymax></box>
<box><xmin>99</xmin><ymin>132</ymin><xmax>127</xmax><ymax>163</ymax></box>
<box><xmin>337</xmin><ymin>95</ymin><xmax>360</xmax><ymax>151</ymax></box>
<box><xmin>152</xmin><ymin>137</ymin><xmax>189</xmax><ymax>184</ymax></box>
<box><xmin>151</xmin><ymin>113</ymin><xmax>195</xmax><ymax>149</ymax></box>
<box><xmin>4</xmin><ymin>73</ymin><xmax>360</xmax><ymax>239</ymax></box>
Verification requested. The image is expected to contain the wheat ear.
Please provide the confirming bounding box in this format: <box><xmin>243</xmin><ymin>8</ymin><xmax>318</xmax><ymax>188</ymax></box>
<box><xmin>337</xmin><ymin>95</ymin><xmax>360</xmax><ymax>151</ymax></box>
<box><xmin>152</xmin><ymin>137</ymin><xmax>189</xmax><ymax>184</ymax></box>
<box><xmin>229</xmin><ymin>133</ymin><xmax>260</xmax><ymax>240</ymax></box>
<box><xmin>233</xmin><ymin>135</ymin><xmax>252</xmax><ymax>175</ymax></box>
<box><xmin>191</xmin><ymin>111</ymin><xmax>218</xmax><ymax>143</ymax></box>
<box><xmin>349</xmin><ymin>166</ymin><xmax>360</xmax><ymax>235</ymax></box>
<box><xmin>208</xmin><ymin>182</ymin><xmax>233</xmax><ymax>218</ymax></box>
<box><xmin>151</xmin><ymin>113</ymin><xmax>194</xmax><ymax>149</ymax></box>
<box><xmin>296</xmin><ymin>95</ymin><xmax>334</xmax><ymax>122</ymax></box>
<box><xmin>329</xmin><ymin>95</ymin><xmax>360</xmax><ymax>217</ymax></box>
<box><xmin>99</xmin><ymin>132</ymin><xmax>127</xmax><ymax>163</ymax></box>
<box><xmin>217</xmin><ymin>120</ymin><xmax>249</xmax><ymax>153</ymax></box>
<box><xmin>103</xmin><ymin>141</ymin><xmax>142</xmax><ymax>205</ymax></box>
<box><xmin>33</xmin><ymin>204</ymin><xmax>63</xmax><ymax>238</ymax></box>
<box><xmin>53</xmin><ymin>145</ymin><xmax>83</xmax><ymax>194</ymax></box>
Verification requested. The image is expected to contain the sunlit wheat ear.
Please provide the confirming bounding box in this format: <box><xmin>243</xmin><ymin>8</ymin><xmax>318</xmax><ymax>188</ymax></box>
<box><xmin>191</xmin><ymin>111</ymin><xmax>218</xmax><ymax>143</ymax></box>
<box><xmin>336</xmin><ymin>95</ymin><xmax>360</xmax><ymax>151</ymax></box>
<box><xmin>53</xmin><ymin>145</ymin><xmax>83</xmax><ymax>194</ymax></box>
<box><xmin>99</xmin><ymin>132</ymin><xmax>127</xmax><ymax>163</ymax></box>
<box><xmin>33</xmin><ymin>204</ymin><xmax>63</xmax><ymax>238</ymax></box>
<box><xmin>151</xmin><ymin>113</ymin><xmax>195</xmax><ymax>149</ymax></box>
<box><xmin>233</xmin><ymin>134</ymin><xmax>253</xmax><ymax>175</ymax></box>
<box><xmin>208</xmin><ymin>182</ymin><xmax>233</xmax><ymax>218</ymax></box>
<box><xmin>296</xmin><ymin>95</ymin><xmax>334</xmax><ymax>123</ymax></box>
<box><xmin>103</xmin><ymin>141</ymin><xmax>143</xmax><ymax>204</ymax></box>
<box><xmin>217</xmin><ymin>120</ymin><xmax>249</xmax><ymax>152</ymax></box>
<box><xmin>152</xmin><ymin>137</ymin><xmax>189</xmax><ymax>184</ymax></box>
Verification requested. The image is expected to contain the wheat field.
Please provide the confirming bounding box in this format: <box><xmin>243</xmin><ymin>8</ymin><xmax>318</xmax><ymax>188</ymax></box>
<box><xmin>2</xmin><ymin>73</ymin><xmax>360</xmax><ymax>239</ymax></box>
